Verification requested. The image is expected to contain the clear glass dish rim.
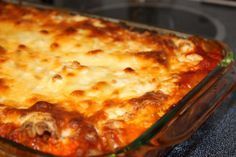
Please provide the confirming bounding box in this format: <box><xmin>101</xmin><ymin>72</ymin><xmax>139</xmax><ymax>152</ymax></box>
<box><xmin>0</xmin><ymin>1</ymin><xmax>235</xmax><ymax>156</ymax></box>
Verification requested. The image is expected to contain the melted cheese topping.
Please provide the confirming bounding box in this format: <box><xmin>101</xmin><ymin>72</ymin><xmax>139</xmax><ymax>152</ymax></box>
<box><xmin>0</xmin><ymin>2</ymin><xmax>223</xmax><ymax>156</ymax></box>
<box><xmin>0</xmin><ymin>9</ymin><xmax>200</xmax><ymax>110</ymax></box>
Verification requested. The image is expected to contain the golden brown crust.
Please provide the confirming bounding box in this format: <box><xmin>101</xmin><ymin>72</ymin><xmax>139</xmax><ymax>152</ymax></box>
<box><xmin>0</xmin><ymin>1</ymin><xmax>223</xmax><ymax>156</ymax></box>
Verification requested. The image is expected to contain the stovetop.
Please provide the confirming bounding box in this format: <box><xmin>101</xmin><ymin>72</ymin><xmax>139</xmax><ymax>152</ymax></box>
<box><xmin>59</xmin><ymin>0</ymin><xmax>236</xmax><ymax>52</ymax></box>
<box><xmin>28</xmin><ymin>0</ymin><xmax>236</xmax><ymax>156</ymax></box>
<box><xmin>91</xmin><ymin>3</ymin><xmax>226</xmax><ymax>40</ymax></box>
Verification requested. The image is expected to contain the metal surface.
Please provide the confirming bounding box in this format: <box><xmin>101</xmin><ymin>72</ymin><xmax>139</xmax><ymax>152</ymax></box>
<box><xmin>90</xmin><ymin>3</ymin><xmax>226</xmax><ymax>41</ymax></box>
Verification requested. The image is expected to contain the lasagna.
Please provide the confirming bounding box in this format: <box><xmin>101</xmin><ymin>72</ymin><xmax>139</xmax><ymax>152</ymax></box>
<box><xmin>0</xmin><ymin>1</ymin><xmax>223</xmax><ymax>156</ymax></box>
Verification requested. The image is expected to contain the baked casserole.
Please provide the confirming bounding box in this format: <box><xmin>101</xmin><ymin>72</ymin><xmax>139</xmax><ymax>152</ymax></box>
<box><xmin>0</xmin><ymin>1</ymin><xmax>224</xmax><ymax>156</ymax></box>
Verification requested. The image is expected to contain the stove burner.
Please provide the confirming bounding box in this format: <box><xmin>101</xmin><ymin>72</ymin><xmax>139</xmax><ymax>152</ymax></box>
<box><xmin>90</xmin><ymin>4</ymin><xmax>225</xmax><ymax>40</ymax></box>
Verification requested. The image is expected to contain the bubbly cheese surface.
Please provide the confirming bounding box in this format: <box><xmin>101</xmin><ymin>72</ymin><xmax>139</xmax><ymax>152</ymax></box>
<box><xmin>0</xmin><ymin>2</ymin><xmax>223</xmax><ymax>156</ymax></box>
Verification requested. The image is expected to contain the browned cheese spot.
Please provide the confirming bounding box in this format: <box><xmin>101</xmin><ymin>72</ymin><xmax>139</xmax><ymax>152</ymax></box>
<box><xmin>123</xmin><ymin>67</ymin><xmax>135</xmax><ymax>73</ymax></box>
<box><xmin>67</xmin><ymin>72</ymin><xmax>75</xmax><ymax>77</ymax></box>
<box><xmin>129</xmin><ymin>91</ymin><xmax>168</xmax><ymax>110</ymax></box>
<box><xmin>112</xmin><ymin>90</ymin><xmax>120</xmax><ymax>96</ymax></box>
<box><xmin>52</xmin><ymin>74</ymin><xmax>63</xmax><ymax>81</ymax></box>
<box><xmin>71</xmin><ymin>90</ymin><xmax>85</xmax><ymax>97</ymax></box>
<box><xmin>50</xmin><ymin>42</ymin><xmax>60</xmax><ymax>50</ymax></box>
<box><xmin>0</xmin><ymin>78</ymin><xmax>9</xmax><ymax>92</ymax></box>
<box><xmin>63</xmin><ymin>26</ymin><xmax>77</xmax><ymax>35</ymax></box>
<box><xmin>92</xmin><ymin>81</ymin><xmax>108</xmax><ymax>90</ymax></box>
<box><xmin>40</xmin><ymin>29</ymin><xmax>49</xmax><ymax>35</ymax></box>
<box><xmin>18</xmin><ymin>44</ymin><xmax>27</xmax><ymax>50</ymax></box>
<box><xmin>0</xmin><ymin>45</ymin><xmax>6</xmax><ymax>55</ymax></box>
<box><xmin>26</xmin><ymin>96</ymin><xmax>40</xmax><ymax>104</ymax></box>
<box><xmin>30</xmin><ymin>101</ymin><xmax>54</xmax><ymax>111</ymax></box>
<box><xmin>86</xmin><ymin>49</ymin><xmax>102</xmax><ymax>55</ymax></box>
<box><xmin>111</xmin><ymin>80</ymin><xmax>117</xmax><ymax>84</ymax></box>
<box><xmin>41</xmin><ymin>58</ymin><xmax>49</xmax><ymax>62</ymax></box>
<box><xmin>0</xmin><ymin>58</ymin><xmax>8</xmax><ymax>63</ymax></box>
<box><xmin>71</xmin><ymin>61</ymin><xmax>81</xmax><ymax>69</ymax></box>
<box><xmin>136</xmin><ymin>50</ymin><xmax>168</xmax><ymax>66</ymax></box>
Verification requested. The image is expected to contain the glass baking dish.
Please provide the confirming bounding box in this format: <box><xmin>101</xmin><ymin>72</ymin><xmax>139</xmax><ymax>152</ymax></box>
<box><xmin>0</xmin><ymin>1</ymin><xmax>235</xmax><ymax>156</ymax></box>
